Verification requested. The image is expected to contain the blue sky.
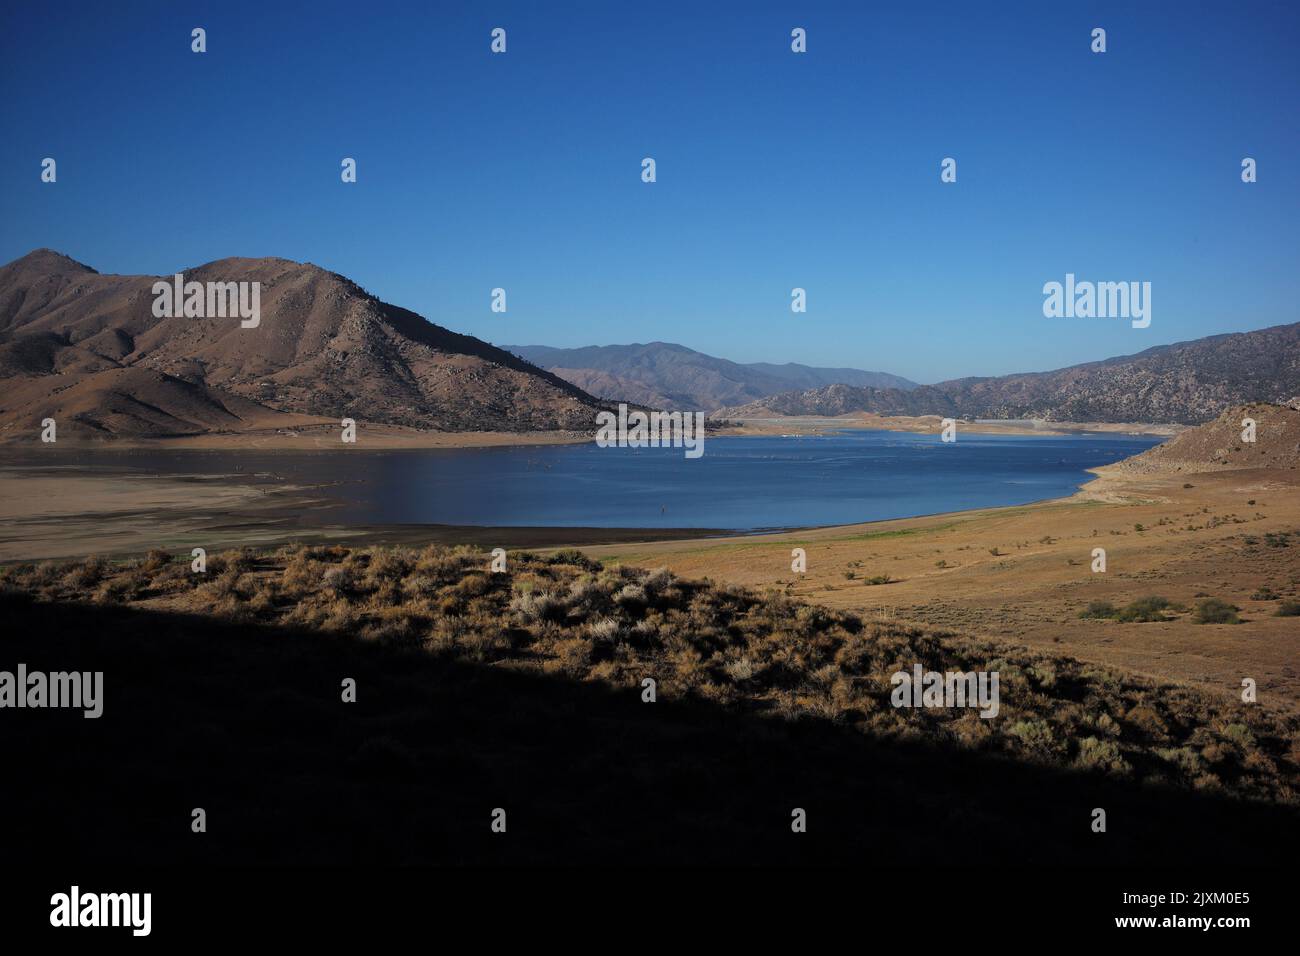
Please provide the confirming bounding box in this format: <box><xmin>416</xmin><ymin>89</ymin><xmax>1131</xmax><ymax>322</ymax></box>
<box><xmin>2</xmin><ymin>1</ymin><xmax>1297</xmax><ymax>383</ymax></box>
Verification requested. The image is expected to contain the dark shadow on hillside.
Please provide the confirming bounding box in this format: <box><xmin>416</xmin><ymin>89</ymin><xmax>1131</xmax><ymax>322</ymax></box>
<box><xmin>1</xmin><ymin>595</ymin><xmax>1295</xmax><ymax>866</ymax></box>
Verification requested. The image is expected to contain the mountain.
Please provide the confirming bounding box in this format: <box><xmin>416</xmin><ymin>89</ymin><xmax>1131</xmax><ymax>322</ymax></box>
<box><xmin>1106</xmin><ymin>402</ymin><xmax>1300</xmax><ymax>474</ymax></box>
<box><xmin>503</xmin><ymin>342</ymin><xmax>917</xmax><ymax>411</ymax></box>
<box><xmin>0</xmin><ymin>249</ymin><xmax>610</xmax><ymax>439</ymax></box>
<box><xmin>715</xmin><ymin>323</ymin><xmax>1300</xmax><ymax>424</ymax></box>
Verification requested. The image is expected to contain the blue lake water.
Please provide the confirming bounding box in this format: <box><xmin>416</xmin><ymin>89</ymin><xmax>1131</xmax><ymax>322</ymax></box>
<box><xmin>31</xmin><ymin>430</ymin><xmax>1164</xmax><ymax>531</ymax></box>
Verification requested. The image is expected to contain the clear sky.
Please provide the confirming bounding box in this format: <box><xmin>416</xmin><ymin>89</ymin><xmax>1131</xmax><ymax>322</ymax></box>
<box><xmin>2</xmin><ymin>1</ymin><xmax>1297</xmax><ymax>383</ymax></box>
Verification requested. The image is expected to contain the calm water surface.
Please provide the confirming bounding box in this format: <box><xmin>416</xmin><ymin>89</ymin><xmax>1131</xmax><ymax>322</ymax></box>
<box><xmin>18</xmin><ymin>430</ymin><xmax>1164</xmax><ymax>531</ymax></box>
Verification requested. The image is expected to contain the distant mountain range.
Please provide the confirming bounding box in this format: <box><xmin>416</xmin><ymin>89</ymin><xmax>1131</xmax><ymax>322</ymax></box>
<box><xmin>504</xmin><ymin>342</ymin><xmax>917</xmax><ymax>412</ymax></box>
<box><xmin>714</xmin><ymin>324</ymin><xmax>1300</xmax><ymax>424</ymax></box>
<box><xmin>3</xmin><ymin>249</ymin><xmax>1296</xmax><ymax>440</ymax></box>
<box><xmin>0</xmin><ymin>249</ymin><xmax>610</xmax><ymax>439</ymax></box>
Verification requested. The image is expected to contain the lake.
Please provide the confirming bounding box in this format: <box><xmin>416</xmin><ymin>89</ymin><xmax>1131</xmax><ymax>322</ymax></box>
<box><xmin>21</xmin><ymin>430</ymin><xmax>1164</xmax><ymax>531</ymax></box>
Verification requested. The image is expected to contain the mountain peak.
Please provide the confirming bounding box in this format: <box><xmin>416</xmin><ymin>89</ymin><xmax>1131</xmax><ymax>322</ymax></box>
<box><xmin>7</xmin><ymin>248</ymin><xmax>98</xmax><ymax>275</ymax></box>
<box><xmin>0</xmin><ymin>252</ymin><xmax>611</xmax><ymax>440</ymax></box>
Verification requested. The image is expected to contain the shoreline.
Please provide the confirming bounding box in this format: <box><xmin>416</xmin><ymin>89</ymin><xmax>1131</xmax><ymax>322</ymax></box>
<box><xmin>0</xmin><ymin>424</ymin><xmax>595</xmax><ymax>452</ymax></box>
<box><xmin>719</xmin><ymin>413</ymin><xmax>1183</xmax><ymax>439</ymax></box>
<box><xmin>0</xmin><ymin>432</ymin><xmax>1159</xmax><ymax>563</ymax></box>
<box><xmin>0</xmin><ymin>413</ymin><xmax>1182</xmax><ymax>452</ymax></box>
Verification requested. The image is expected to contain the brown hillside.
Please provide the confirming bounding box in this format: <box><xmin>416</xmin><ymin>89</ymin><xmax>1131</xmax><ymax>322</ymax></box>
<box><xmin>0</xmin><ymin>249</ymin><xmax>610</xmax><ymax>440</ymax></box>
<box><xmin>1109</xmin><ymin>402</ymin><xmax>1300</xmax><ymax>474</ymax></box>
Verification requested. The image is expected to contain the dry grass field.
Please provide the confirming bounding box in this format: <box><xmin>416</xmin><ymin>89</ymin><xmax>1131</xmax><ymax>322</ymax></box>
<box><xmin>580</xmin><ymin>466</ymin><xmax>1300</xmax><ymax>712</ymax></box>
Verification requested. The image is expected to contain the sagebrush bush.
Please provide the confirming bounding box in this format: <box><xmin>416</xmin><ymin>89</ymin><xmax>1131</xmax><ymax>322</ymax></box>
<box><xmin>1117</xmin><ymin>596</ymin><xmax>1174</xmax><ymax>623</ymax></box>
<box><xmin>1193</xmin><ymin>598</ymin><xmax>1240</xmax><ymax>625</ymax></box>
<box><xmin>62</xmin><ymin>556</ymin><xmax>108</xmax><ymax>589</ymax></box>
<box><xmin>1079</xmin><ymin>600</ymin><xmax>1118</xmax><ymax>620</ymax></box>
<box><xmin>1077</xmin><ymin>736</ymin><xmax>1130</xmax><ymax>774</ymax></box>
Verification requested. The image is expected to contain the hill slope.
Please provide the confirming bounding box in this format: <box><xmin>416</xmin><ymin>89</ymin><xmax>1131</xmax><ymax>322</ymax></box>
<box><xmin>505</xmin><ymin>341</ymin><xmax>917</xmax><ymax>411</ymax></box>
<box><xmin>2</xmin><ymin>545</ymin><xmax>1297</xmax><ymax>864</ymax></box>
<box><xmin>717</xmin><ymin>324</ymin><xmax>1300</xmax><ymax>424</ymax></box>
<box><xmin>0</xmin><ymin>249</ymin><xmax>609</xmax><ymax>439</ymax></box>
<box><xmin>1107</xmin><ymin>402</ymin><xmax>1300</xmax><ymax>474</ymax></box>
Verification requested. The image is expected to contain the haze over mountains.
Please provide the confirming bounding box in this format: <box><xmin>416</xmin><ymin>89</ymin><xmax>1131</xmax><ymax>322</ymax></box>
<box><xmin>0</xmin><ymin>250</ymin><xmax>609</xmax><ymax>439</ymax></box>
<box><xmin>714</xmin><ymin>324</ymin><xmax>1300</xmax><ymax>425</ymax></box>
<box><xmin>504</xmin><ymin>342</ymin><xmax>917</xmax><ymax>411</ymax></box>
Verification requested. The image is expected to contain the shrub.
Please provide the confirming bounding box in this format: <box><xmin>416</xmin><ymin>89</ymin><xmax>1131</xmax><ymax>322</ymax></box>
<box><xmin>613</xmin><ymin>584</ymin><xmax>648</xmax><ymax>613</ymax></box>
<box><xmin>1220</xmin><ymin>723</ymin><xmax>1256</xmax><ymax>750</ymax></box>
<box><xmin>1079</xmin><ymin>600</ymin><xmax>1118</xmax><ymax>620</ymax></box>
<box><xmin>1116</xmin><ymin>596</ymin><xmax>1172</xmax><ymax>623</ymax></box>
<box><xmin>1192</xmin><ymin>598</ymin><xmax>1240</xmax><ymax>625</ymax></box>
<box><xmin>1077</xmin><ymin>736</ymin><xmax>1129</xmax><ymax>774</ymax></box>
<box><xmin>587</xmin><ymin>617</ymin><xmax>622</xmax><ymax>643</ymax></box>
<box><xmin>1275</xmin><ymin>600</ymin><xmax>1300</xmax><ymax>617</ymax></box>
<box><xmin>321</xmin><ymin>566</ymin><xmax>352</xmax><ymax>595</ymax></box>
<box><xmin>510</xmin><ymin>590</ymin><xmax>568</xmax><ymax>624</ymax></box>
<box><xmin>221</xmin><ymin>548</ymin><xmax>260</xmax><ymax>572</ymax></box>
<box><xmin>455</xmin><ymin>573</ymin><xmax>491</xmax><ymax>598</ymax></box>
<box><xmin>62</xmin><ymin>556</ymin><xmax>108</xmax><ymax>589</ymax></box>
<box><xmin>1123</xmin><ymin>704</ymin><xmax>1168</xmax><ymax>739</ymax></box>
<box><xmin>1028</xmin><ymin>661</ymin><xmax>1057</xmax><ymax>689</ymax></box>
<box><xmin>142</xmin><ymin>549</ymin><xmax>171</xmax><ymax>573</ymax></box>
<box><xmin>1008</xmin><ymin>719</ymin><xmax>1059</xmax><ymax>757</ymax></box>
<box><xmin>93</xmin><ymin>577</ymin><xmax>133</xmax><ymax>604</ymax></box>
<box><xmin>362</xmin><ymin>547</ymin><xmax>410</xmax><ymax>585</ymax></box>
<box><xmin>282</xmin><ymin>553</ymin><xmax>321</xmax><ymax>594</ymax></box>
<box><xmin>643</xmin><ymin>567</ymin><xmax>675</xmax><ymax>595</ymax></box>
<box><xmin>724</xmin><ymin>658</ymin><xmax>755</xmax><ymax>682</ymax></box>
<box><xmin>548</xmin><ymin>549</ymin><xmax>601</xmax><ymax>572</ymax></box>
